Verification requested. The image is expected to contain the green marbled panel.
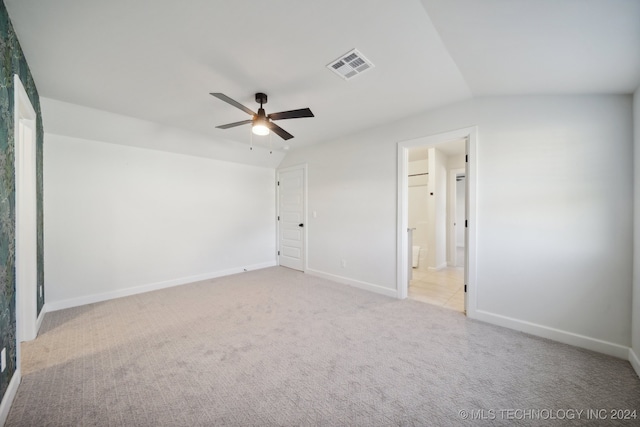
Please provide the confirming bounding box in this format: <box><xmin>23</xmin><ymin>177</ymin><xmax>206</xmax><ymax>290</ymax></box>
<box><xmin>0</xmin><ymin>0</ymin><xmax>44</xmax><ymax>401</ymax></box>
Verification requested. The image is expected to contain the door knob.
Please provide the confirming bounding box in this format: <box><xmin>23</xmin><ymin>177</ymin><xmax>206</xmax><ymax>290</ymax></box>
<box><xmin>298</xmin><ymin>223</ymin><xmax>304</xmax><ymax>227</ymax></box>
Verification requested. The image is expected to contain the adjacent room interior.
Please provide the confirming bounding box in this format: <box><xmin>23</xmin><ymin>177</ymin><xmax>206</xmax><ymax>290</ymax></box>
<box><xmin>0</xmin><ymin>0</ymin><xmax>639</xmax><ymax>424</ymax></box>
<box><xmin>407</xmin><ymin>139</ymin><xmax>466</xmax><ymax>313</ymax></box>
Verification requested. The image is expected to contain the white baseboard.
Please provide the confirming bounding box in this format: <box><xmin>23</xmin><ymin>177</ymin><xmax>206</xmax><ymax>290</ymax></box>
<box><xmin>428</xmin><ymin>262</ymin><xmax>448</xmax><ymax>271</ymax></box>
<box><xmin>46</xmin><ymin>261</ymin><xmax>277</xmax><ymax>312</ymax></box>
<box><xmin>474</xmin><ymin>309</ymin><xmax>629</xmax><ymax>359</ymax></box>
<box><xmin>0</xmin><ymin>368</ymin><xmax>20</xmax><ymax>426</ymax></box>
<box><xmin>306</xmin><ymin>268</ymin><xmax>398</xmax><ymax>298</ymax></box>
<box><xmin>629</xmin><ymin>348</ymin><xmax>640</xmax><ymax>378</ymax></box>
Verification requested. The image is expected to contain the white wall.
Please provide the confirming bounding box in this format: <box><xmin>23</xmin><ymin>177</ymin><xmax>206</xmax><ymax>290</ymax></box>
<box><xmin>279</xmin><ymin>95</ymin><xmax>633</xmax><ymax>357</ymax></box>
<box><xmin>446</xmin><ymin>153</ymin><xmax>465</xmax><ymax>266</ymax></box>
<box><xmin>41</xmin><ymin>98</ymin><xmax>284</xmax><ymax>169</ymax></box>
<box><xmin>408</xmin><ymin>158</ymin><xmax>428</xmax><ymax>186</ymax></box>
<box><xmin>632</xmin><ymin>86</ymin><xmax>640</xmax><ymax>375</ymax></box>
<box><xmin>447</xmin><ymin>154</ymin><xmax>465</xmax><ymax>254</ymax></box>
<box><xmin>448</xmin><ymin>154</ymin><xmax>465</xmax><ymax>171</ymax></box>
<box><xmin>427</xmin><ymin>148</ymin><xmax>447</xmax><ymax>269</ymax></box>
<box><xmin>44</xmin><ymin>108</ymin><xmax>276</xmax><ymax>309</ymax></box>
<box><xmin>408</xmin><ymin>159</ymin><xmax>428</xmax><ymax>267</ymax></box>
<box><xmin>455</xmin><ymin>179</ymin><xmax>465</xmax><ymax>247</ymax></box>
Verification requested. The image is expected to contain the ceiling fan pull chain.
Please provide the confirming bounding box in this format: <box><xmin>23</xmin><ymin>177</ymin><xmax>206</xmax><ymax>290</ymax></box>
<box><xmin>250</xmin><ymin>127</ymin><xmax>253</xmax><ymax>150</ymax></box>
<box><xmin>269</xmin><ymin>131</ymin><xmax>272</xmax><ymax>154</ymax></box>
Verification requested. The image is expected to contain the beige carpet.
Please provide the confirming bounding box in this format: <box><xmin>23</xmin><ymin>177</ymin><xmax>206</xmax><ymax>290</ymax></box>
<box><xmin>6</xmin><ymin>267</ymin><xmax>640</xmax><ymax>426</ymax></box>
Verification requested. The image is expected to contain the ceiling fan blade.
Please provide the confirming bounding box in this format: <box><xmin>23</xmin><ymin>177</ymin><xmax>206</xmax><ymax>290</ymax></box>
<box><xmin>268</xmin><ymin>108</ymin><xmax>314</xmax><ymax>121</ymax></box>
<box><xmin>267</xmin><ymin>122</ymin><xmax>294</xmax><ymax>140</ymax></box>
<box><xmin>216</xmin><ymin>119</ymin><xmax>253</xmax><ymax>129</ymax></box>
<box><xmin>210</xmin><ymin>93</ymin><xmax>256</xmax><ymax>116</ymax></box>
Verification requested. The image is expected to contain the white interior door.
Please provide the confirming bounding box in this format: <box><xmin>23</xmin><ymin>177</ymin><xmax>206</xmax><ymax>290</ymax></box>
<box><xmin>277</xmin><ymin>166</ymin><xmax>305</xmax><ymax>271</ymax></box>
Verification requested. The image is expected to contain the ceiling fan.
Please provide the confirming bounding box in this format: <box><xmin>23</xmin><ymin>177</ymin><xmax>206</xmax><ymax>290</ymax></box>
<box><xmin>210</xmin><ymin>92</ymin><xmax>314</xmax><ymax>141</ymax></box>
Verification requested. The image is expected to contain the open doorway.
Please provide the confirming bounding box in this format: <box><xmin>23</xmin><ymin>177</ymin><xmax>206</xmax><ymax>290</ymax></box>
<box><xmin>406</xmin><ymin>142</ymin><xmax>465</xmax><ymax>312</ymax></box>
<box><xmin>397</xmin><ymin>127</ymin><xmax>477</xmax><ymax>317</ymax></box>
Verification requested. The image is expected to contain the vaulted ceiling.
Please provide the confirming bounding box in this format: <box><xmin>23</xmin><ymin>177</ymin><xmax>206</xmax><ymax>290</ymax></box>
<box><xmin>5</xmin><ymin>0</ymin><xmax>640</xmax><ymax>152</ymax></box>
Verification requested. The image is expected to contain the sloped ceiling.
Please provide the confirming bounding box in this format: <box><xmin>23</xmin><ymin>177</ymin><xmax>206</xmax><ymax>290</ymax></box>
<box><xmin>5</xmin><ymin>0</ymin><xmax>640</xmax><ymax>154</ymax></box>
<box><xmin>422</xmin><ymin>0</ymin><xmax>640</xmax><ymax>95</ymax></box>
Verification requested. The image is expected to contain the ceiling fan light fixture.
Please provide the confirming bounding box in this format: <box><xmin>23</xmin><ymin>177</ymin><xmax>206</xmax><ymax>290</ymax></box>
<box><xmin>252</xmin><ymin>123</ymin><xmax>270</xmax><ymax>136</ymax></box>
<box><xmin>212</xmin><ymin>92</ymin><xmax>312</xmax><ymax>141</ymax></box>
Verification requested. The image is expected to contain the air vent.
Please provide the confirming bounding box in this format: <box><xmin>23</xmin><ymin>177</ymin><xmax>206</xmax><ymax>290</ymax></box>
<box><xmin>327</xmin><ymin>49</ymin><xmax>374</xmax><ymax>80</ymax></box>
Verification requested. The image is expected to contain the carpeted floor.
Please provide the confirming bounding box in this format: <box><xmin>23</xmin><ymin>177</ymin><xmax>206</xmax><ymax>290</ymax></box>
<box><xmin>6</xmin><ymin>267</ymin><xmax>640</xmax><ymax>426</ymax></box>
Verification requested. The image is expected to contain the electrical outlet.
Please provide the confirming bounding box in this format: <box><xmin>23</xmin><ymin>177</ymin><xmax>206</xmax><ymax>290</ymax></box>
<box><xmin>341</xmin><ymin>259</ymin><xmax>346</xmax><ymax>268</ymax></box>
<box><xmin>1</xmin><ymin>347</ymin><xmax>6</xmax><ymax>372</ymax></box>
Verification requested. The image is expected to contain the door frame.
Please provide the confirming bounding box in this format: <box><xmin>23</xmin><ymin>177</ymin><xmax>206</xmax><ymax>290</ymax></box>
<box><xmin>276</xmin><ymin>164</ymin><xmax>307</xmax><ymax>271</ymax></box>
<box><xmin>14</xmin><ymin>74</ymin><xmax>39</xmax><ymax>351</ymax></box>
<box><xmin>397</xmin><ymin>126</ymin><xmax>477</xmax><ymax>318</ymax></box>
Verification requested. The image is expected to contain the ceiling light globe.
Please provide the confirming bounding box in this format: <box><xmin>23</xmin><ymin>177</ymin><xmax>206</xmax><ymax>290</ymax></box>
<box><xmin>252</xmin><ymin>124</ymin><xmax>270</xmax><ymax>136</ymax></box>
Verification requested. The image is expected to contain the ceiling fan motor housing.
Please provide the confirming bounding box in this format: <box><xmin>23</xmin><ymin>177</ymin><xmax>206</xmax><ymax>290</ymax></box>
<box><xmin>255</xmin><ymin>108</ymin><xmax>267</xmax><ymax>122</ymax></box>
<box><xmin>255</xmin><ymin>92</ymin><xmax>267</xmax><ymax>105</ymax></box>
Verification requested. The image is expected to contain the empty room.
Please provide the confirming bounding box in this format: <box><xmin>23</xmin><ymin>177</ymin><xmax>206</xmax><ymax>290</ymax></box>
<box><xmin>0</xmin><ymin>0</ymin><xmax>639</xmax><ymax>425</ymax></box>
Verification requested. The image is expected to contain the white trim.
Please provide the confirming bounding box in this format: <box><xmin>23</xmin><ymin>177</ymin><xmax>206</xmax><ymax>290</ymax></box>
<box><xmin>475</xmin><ymin>309</ymin><xmax>629</xmax><ymax>360</ymax></box>
<box><xmin>306</xmin><ymin>268</ymin><xmax>398</xmax><ymax>299</ymax></box>
<box><xmin>428</xmin><ymin>262</ymin><xmax>448</xmax><ymax>271</ymax></box>
<box><xmin>630</xmin><ymin>348</ymin><xmax>640</xmax><ymax>378</ymax></box>
<box><xmin>46</xmin><ymin>261</ymin><xmax>276</xmax><ymax>312</ymax></box>
<box><xmin>0</xmin><ymin>368</ymin><xmax>21</xmax><ymax>426</ymax></box>
<box><xmin>276</xmin><ymin>164</ymin><xmax>308</xmax><ymax>272</ymax></box>
<box><xmin>397</xmin><ymin>126</ymin><xmax>478</xmax><ymax>319</ymax></box>
<box><xmin>14</xmin><ymin>74</ymin><xmax>39</xmax><ymax>349</ymax></box>
<box><xmin>397</xmin><ymin>144</ymin><xmax>409</xmax><ymax>299</ymax></box>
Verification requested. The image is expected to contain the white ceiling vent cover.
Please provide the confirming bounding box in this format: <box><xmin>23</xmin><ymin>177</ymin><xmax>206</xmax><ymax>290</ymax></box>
<box><xmin>327</xmin><ymin>49</ymin><xmax>374</xmax><ymax>80</ymax></box>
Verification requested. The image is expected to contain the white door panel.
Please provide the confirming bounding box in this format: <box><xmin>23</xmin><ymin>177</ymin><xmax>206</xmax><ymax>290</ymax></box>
<box><xmin>278</xmin><ymin>167</ymin><xmax>305</xmax><ymax>271</ymax></box>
